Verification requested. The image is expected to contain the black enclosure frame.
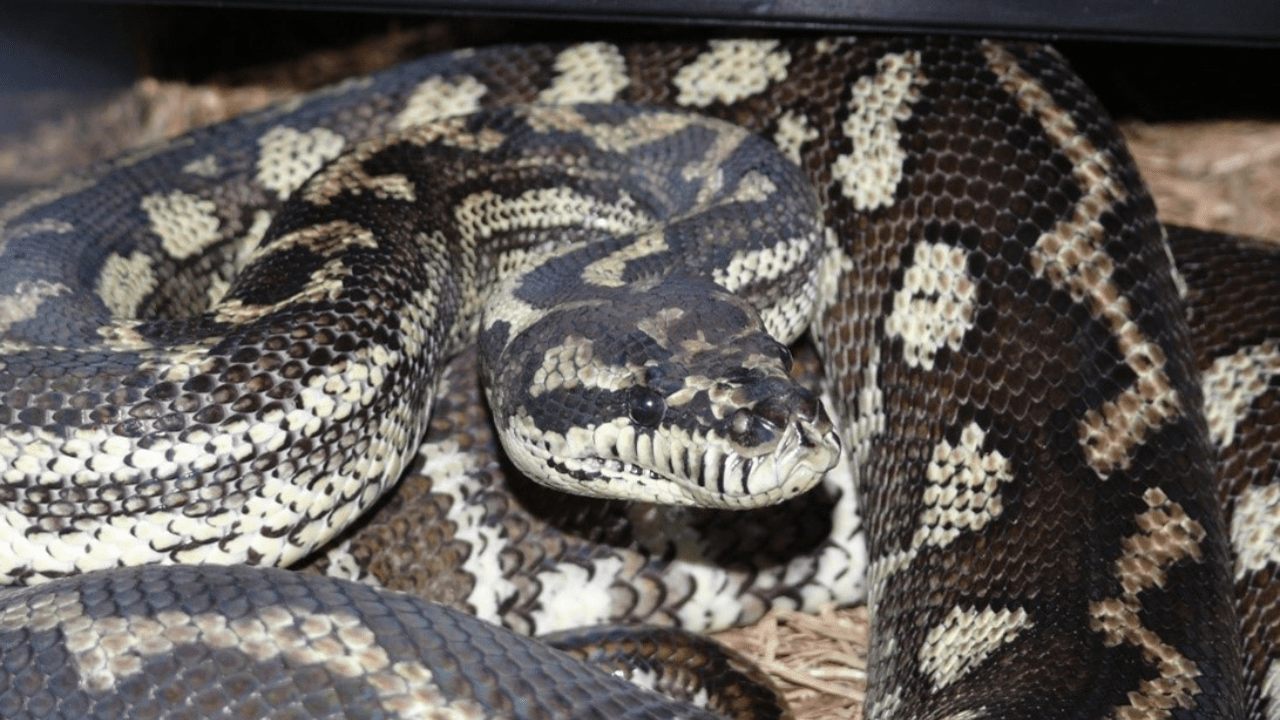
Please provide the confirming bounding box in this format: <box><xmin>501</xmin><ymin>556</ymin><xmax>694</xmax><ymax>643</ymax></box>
<box><xmin>40</xmin><ymin>0</ymin><xmax>1280</xmax><ymax>46</ymax></box>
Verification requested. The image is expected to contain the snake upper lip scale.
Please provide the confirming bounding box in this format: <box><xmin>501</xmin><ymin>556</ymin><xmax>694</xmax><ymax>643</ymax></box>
<box><xmin>495</xmin><ymin>398</ymin><xmax>841</xmax><ymax>510</ymax></box>
<box><xmin>0</xmin><ymin>34</ymin><xmax>1272</xmax><ymax>720</ymax></box>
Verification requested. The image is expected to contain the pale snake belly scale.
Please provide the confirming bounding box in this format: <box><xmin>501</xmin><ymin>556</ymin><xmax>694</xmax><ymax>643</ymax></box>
<box><xmin>1</xmin><ymin>35</ymin><xmax>1278</xmax><ymax>720</ymax></box>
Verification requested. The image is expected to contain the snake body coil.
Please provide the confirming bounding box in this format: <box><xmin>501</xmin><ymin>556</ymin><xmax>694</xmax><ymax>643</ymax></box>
<box><xmin>1</xmin><ymin>35</ymin><xmax>1277</xmax><ymax>720</ymax></box>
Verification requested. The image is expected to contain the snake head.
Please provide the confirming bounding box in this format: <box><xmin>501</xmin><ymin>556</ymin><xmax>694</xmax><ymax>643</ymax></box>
<box><xmin>481</xmin><ymin>274</ymin><xmax>841</xmax><ymax>509</ymax></box>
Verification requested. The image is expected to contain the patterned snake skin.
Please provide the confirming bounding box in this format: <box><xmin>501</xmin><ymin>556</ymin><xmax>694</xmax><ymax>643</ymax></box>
<box><xmin>1</xmin><ymin>35</ymin><xmax>1278</xmax><ymax>720</ymax></box>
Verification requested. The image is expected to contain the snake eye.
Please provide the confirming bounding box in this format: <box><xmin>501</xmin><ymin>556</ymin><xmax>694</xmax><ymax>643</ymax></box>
<box><xmin>626</xmin><ymin>386</ymin><xmax>666</xmax><ymax>427</ymax></box>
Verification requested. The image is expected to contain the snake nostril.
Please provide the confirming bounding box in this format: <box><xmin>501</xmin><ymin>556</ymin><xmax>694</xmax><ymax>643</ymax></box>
<box><xmin>755</xmin><ymin>398</ymin><xmax>791</xmax><ymax>430</ymax></box>
<box><xmin>795</xmin><ymin>391</ymin><xmax>821</xmax><ymax>423</ymax></box>
<box><xmin>730</xmin><ymin>408</ymin><xmax>777</xmax><ymax>446</ymax></box>
<box><xmin>777</xmin><ymin>344</ymin><xmax>794</xmax><ymax>372</ymax></box>
<box><xmin>732</xmin><ymin>420</ymin><xmax>778</xmax><ymax>447</ymax></box>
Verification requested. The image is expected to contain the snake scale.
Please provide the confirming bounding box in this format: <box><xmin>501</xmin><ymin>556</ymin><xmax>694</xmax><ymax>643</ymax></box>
<box><xmin>1</xmin><ymin>34</ymin><xmax>1278</xmax><ymax>720</ymax></box>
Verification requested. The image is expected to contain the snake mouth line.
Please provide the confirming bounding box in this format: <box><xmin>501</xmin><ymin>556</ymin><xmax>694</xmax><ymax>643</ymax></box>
<box><xmin>541</xmin><ymin>448</ymin><xmax>752</xmax><ymax>508</ymax></box>
<box><xmin>548</xmin><ymin>456</ymin><xmax>664</xmax><ymax>486</ymax></box>
<box><xmin>546</xmin><ymin>447</ymin><xmax>823</xmax><ymax>509</ymax></box>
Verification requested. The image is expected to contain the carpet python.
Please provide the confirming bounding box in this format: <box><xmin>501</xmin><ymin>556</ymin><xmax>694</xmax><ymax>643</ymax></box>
<box><xmin>0</xmin><ymin>35</ymin><xmax>1277</xmax><ymax>720</ymax></box>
